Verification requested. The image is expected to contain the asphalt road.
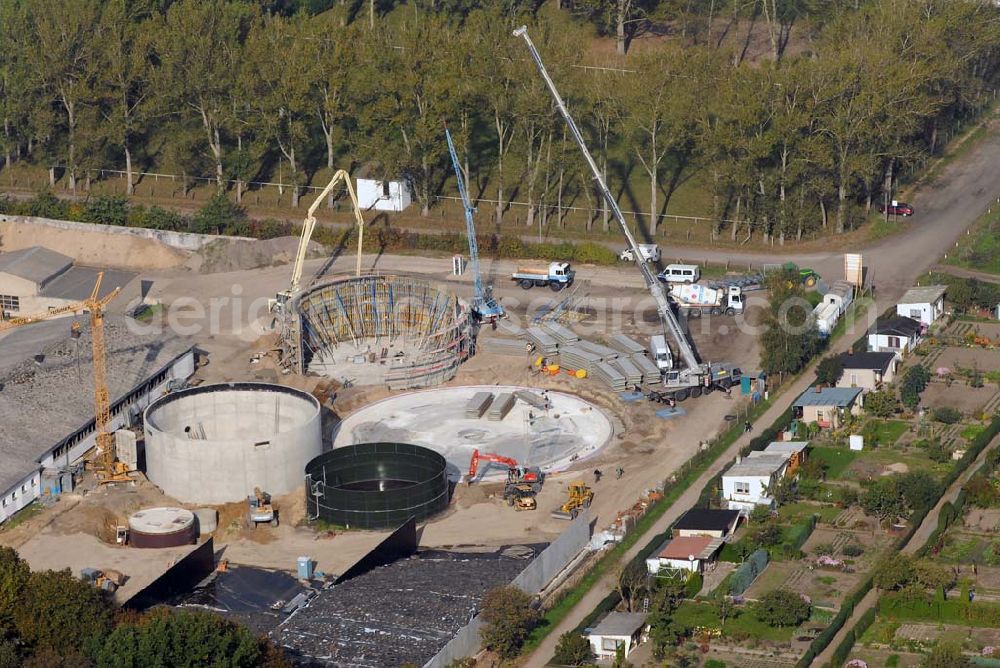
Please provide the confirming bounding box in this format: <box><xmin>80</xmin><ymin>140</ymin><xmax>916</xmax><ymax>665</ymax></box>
<box><xmin>521</xmin><ymin>117</ymin><xmax>1000</xmax><ymax>667</ymax></box>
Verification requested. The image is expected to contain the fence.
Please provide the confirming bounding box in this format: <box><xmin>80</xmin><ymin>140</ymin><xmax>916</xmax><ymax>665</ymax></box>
<box><xmin>423</xmin><ymin>511</ymin><xmax>592</xmax><ymax>668</ymax></box>
<box><xmin>8</xmin><ymin>165</ymin><xmax>750</xmax><ymax>242</ymax></box>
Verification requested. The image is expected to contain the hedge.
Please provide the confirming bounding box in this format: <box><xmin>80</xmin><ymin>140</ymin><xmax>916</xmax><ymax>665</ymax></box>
<box><xmin>730</xmin><ymin>549</ymin><xmax>769</xmax><ymax>597</ymax></box>
<box><xmin>880</xmin><ymin>594</ymin><xmax>1000</xmax><ymax>627</ymax></box>
<box><xmin>784</xmin><ymin>514</ymin><xmax>818</xmax><ymax>553</ymax></box>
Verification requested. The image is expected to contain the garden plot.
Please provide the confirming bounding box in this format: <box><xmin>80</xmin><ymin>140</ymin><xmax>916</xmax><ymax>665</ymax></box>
<box><xmin>743</xmin><ymin>559</ymin><xmax>863</xmax><ymax>610</ymax></box>
<box><xmin>965</xmin><ymin>509</ymin><xmax>1000</xmax><ymax>532</ymax></box>
<box><xmin>931</xmin><ymin>346</ymin><xmax>1000</xmax><ymax>373</ymax></box>
<box><xmin>936</xmin><ymin>532</ymin><xmax>1000</xmax><ymax>566</ymax></box>
<box><xmin>920</xmin><ymin>382</ymin><xmax>997</xmax><ymax>414</ymax></box>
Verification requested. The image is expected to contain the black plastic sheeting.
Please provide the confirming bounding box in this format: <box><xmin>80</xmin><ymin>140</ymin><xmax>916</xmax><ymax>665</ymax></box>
<box><xmin>174</xmin><ymin>566</ymin><xmax>313</xmax><ymax>635</ymax></box>
<box><xmin>305</xmin><ymin>443</ymin><xmax>449</xmax><ymax>530</ymax></box>
<box><xmin>336</xmin><ymin>517</ymin><xmax>417</xmax><ymax>584</ymax></box>
<box><xmin>273</xmin><ymin>548</ymin><xmax>534</xmax><ymax>667</ymax></box>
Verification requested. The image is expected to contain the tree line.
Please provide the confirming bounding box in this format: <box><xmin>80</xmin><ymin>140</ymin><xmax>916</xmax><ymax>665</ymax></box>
<box><xmin>0</xmin><ymin>546</ymin><xmax>288</xmax><ymax>667</ymax></box>
<box><xmin>0</xmin><ymin>0</ymin><xmax>997</xmax><ymax>243</ymax></box>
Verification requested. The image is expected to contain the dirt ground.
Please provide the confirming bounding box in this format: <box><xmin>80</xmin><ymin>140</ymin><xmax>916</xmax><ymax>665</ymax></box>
<box><xmin>0</xmin><ymin>219</ymin><xmax>186</xmax><ymax>270</ymax></box>
<box><xmin>920</xmin><ymin>382</ymin><xmax>997</xmax><ymax>415</ymax></box>
<box><xmin>934</xmin><ymin>346</ymin><xmax>1000</xmax><ymax>373</ymax></box>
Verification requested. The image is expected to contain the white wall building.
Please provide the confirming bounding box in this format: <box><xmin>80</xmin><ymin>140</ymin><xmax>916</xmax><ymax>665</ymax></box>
<box><xmin>0</xmin><ymin>335</ymin><xmax>195</xmax><ymax>524</ymax></box>
<box><xmin>896</xmin><ymin>285</ymin><xmax>946</xmax><ymax>326</ymax></box>
<box><xmin>0</xmin><ymin>246</ymin><xmax>134</xmax><ymax>317</ymax></box>
<box><xmin>587</xmin><ymin>613</ymin><xmax>648</xmax><ymax>661</ymax></box>
<box><xmin>867</xmin><ymin>316</ymin><xmax>923</xmax><ymax>358</ymax></box>
<box><xmin>721</xmin><ymin>442</ymin><xmax>808</xmax><ymax>514</ymax></box>
<box><xmin>356</xmin><ymin>178</ymin><xmax>412</xmax><ymax>212</ymax></box>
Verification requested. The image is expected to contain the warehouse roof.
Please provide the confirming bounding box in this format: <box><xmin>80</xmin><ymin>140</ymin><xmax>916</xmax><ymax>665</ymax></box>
<box><xmin>0</xmin><ymin>318</ymin><xmax>193</xmax><ymax>495</ymax></box>
<box><xmin>838</xmin><ymin>351</ymin><xmax>896</xmax><ymax>373</ymax></box>
<box><xmin>590</xmin><ymin>612</ymin><xmax>648</xmax><ymax>637</ymax></box>
<box><xmin>794</xmin><ymin>386</ymin><xmax>863</xmax><ymax>408</ymax></box>
<box><xmin>0</xmin><ymin>247</ymin><xmax>72</xmax><ymax>286</ymax></box>
<box><xmin>38</xmin><ymin>266</ymin><xmax>135</xmax><ymax>301</ymax></box>
<box><xmin>674</xmin><ymin>508</ymin><xmax>741</xmax><ymax>533</ymax></box>
<box><xmin>899</xmin><ymin>285</ymin><xmax>946</xmax><ymax>304</ymax></box>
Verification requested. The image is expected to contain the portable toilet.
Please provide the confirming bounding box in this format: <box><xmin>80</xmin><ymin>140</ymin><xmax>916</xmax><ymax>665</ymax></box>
<box><xmin>741</xmin><ymin>375</ymin><xmax>752</xmax><ymax>395</ymax></box>
<box><xmin>297</xmin><ymin>556</ymin><xmax>314</xmax><ymax>581</ymax></box>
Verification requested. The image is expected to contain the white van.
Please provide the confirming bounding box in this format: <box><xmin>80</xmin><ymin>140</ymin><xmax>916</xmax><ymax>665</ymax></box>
<box><xmin>619</xmin><ymin>244</ymin><xmax>661</xmax><ymax>263</ymax></box>
<box><xmin>650</xmin><ymin>334</ymin><xmax>672</xmax><ymax>371</ymax></box>
<box><xmin>657</xmin><ymin>264</ymin><xmax>700</xmax><ymax>284</ymax></box>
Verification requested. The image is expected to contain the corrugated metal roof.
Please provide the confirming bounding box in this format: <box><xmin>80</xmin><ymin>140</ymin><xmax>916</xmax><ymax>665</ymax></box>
<box><xmin>0</xmin><ymin>246</ymin><xmax>72</xmax><ymax>285</ymax></box>
<box><xmin>794</xmin><ymin>386</ymin><xmax>862</xmax><ymax>407</ymax></box>
<box><xmin>899</xmin><ymin>285</ymin><xmax>946</xmax><ymax>304</ymax></box>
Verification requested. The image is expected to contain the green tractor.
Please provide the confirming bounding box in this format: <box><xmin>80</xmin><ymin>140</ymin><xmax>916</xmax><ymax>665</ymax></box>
<box><xmin>782</xmin><ymin>262</ymin><xmax>819</xmax><ymax>289</ymax></box>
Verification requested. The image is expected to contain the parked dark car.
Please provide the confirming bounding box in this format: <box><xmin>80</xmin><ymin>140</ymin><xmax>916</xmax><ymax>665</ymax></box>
<box><xmin>878</xmin><ymin>202</ymin><xmax>914</xmax><ymax>216</ymax></box>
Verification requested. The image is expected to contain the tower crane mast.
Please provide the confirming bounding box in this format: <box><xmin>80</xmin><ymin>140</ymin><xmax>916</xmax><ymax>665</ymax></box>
<box><xmin>445</xmin><ymin>127</ymin><xmax>503</xmax><ymax>321</ymax></box>
<box><xmin>0</xmin><ymin>273</ymin><xmax>126</xmax><ymax>480</ymax></box>
<box><xmin>512</xmin><ymin>26</ymin><xmax>739</xmax><ymax>397</ymax></box>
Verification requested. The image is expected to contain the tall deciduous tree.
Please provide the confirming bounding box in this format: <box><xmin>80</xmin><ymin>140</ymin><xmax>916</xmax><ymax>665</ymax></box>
<box><xmin>95</xmin><ymin>0</ymin><xmax>153</xmax><ymax>196</ymax></box>
<box><xmin>243</xmin><ymin>14</ymin><xmax>315</xmax><ymax>208</ymax></box>
<box><xmin>27</xmin><ymin>0</ymin><xmax>101</xmax><ymax>193</ymax></box>
<box><xmin>618</xmin><ymin>46</ymin><xmax>700</xmax><ymax>236</ymax></box>
<box><xmin>154</xmin><ymin>0</ymin><xmax>257</xmax><ymax>189</ymax></box>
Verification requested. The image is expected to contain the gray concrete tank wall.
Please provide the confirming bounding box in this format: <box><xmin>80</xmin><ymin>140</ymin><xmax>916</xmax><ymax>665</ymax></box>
<box><xmin>144</xmin><ymin>383</ymin><xmax>322</xmax><ymax>504</ymax></box>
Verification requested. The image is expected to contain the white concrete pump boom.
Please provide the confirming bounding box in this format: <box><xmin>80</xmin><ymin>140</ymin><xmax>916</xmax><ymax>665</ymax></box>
<box><xmin>289</xmin><ymin>169</ymin><xmax>366</xmax><ymax>294</ymax></box>
<box><xmin>512</xmin><ymin>26</ymin><xmax>699</xmax><ymax>374</ymax></box>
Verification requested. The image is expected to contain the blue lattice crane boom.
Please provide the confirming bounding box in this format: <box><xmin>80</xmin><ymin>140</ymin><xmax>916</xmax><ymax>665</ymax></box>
<box><xmin>445</xmin><ymin>127</ymin><xmax>503</xmax><ymax>321</ymax></box>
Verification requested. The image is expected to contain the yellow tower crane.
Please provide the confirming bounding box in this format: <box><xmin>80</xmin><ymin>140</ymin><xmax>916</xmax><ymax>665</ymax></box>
<box><xmin>0</xmin><ymin>273</ymin><xmax>125</xmax><ymax>482</ymax></box>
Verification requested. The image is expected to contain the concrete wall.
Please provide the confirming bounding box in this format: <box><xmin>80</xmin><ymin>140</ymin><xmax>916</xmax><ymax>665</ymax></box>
<box><xmin>424</xmin><ymin>512</ymin><xmax>591</xmax><ymax>668</ymax></box>
<box><xmin>144</xmin><ymin>384</ymin><xmax>322</xmax><ymax>504</ymax></box>
<box><xmin>0</xmin><ymin>214</ymin><xmax>251</xmax><ymax>251</ymax></box>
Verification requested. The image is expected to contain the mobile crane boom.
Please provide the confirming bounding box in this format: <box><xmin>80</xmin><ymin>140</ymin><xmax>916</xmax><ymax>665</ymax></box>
<box><xmin>445</xmin><ymin>127</ymin><xmax>503</xmax><ymax>320</ymax></box>
<box><xmin>512</xmin><ymin>26</ymin><xmax>700</xmax><ymax>375</ymax></box>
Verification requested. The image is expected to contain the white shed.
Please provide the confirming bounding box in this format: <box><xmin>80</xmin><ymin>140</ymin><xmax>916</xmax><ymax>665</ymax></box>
<box><xmin>587</xmin><ymin>612</ymin><xmax>648</xmax><ymax>660</ymax></box>
<box><xmin>356</xmin><ymin>177</ymin><xmax>412</xmax><ymax>212</ymax></box>
<box><xmin>896</xmin><ymin>285</ymin><xmax>946</xmax><ymax>326</ymax></box>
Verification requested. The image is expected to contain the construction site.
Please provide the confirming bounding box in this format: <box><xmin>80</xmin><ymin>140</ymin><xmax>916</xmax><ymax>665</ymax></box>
<box><xmin>0</xmin><ymin>40</ymin><xmax>788</xmax><ymax>668</ymax></box>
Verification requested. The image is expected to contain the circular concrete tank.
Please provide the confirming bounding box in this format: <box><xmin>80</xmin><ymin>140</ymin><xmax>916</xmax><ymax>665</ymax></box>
<box><xmin>128</xmin><ymin>507</ymin><xmax>197</xmax><ymax>548</ymax></box>
<box><xmin>144</xmin><ymin>383</ymin><xmax>322</xmax><ymax>504</ymax></box>
<box><xmin>305</xmin><ymin>442</ymin><xmax>449</xmax><ymax>530</ymax></box>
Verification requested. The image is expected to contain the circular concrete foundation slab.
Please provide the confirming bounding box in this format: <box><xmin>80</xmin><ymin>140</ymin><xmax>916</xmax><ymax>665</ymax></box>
<box><xmin>333</xmin><ymin>385</ymin><xmax>614</xmax><ymax>481</ymax></box>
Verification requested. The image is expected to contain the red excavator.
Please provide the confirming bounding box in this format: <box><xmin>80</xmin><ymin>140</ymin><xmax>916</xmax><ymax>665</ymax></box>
<box><xmin>468</xmin><ymin>449</ymin><xmax>544</xmax><ymax>493</ymax></box>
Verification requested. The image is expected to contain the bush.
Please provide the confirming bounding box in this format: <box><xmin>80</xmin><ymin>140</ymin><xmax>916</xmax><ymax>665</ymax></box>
<box><xmin>479</xmin><ymin>586</ymin><xmax>541</xmax><ymax>660</ymax></box>
<box><xmin>685</xmin><ymin>572</ymin><xmax>703</xmax><ymax>599</ymax></box>
<box><xmin>842</xmin><ymin>544</ymin><xmax>864</xmax><ymax>557</ymax></box>
<box><xmin>192</xmin><ymin>191</ymin><xmax>247</xmax><ymax>235</ymax></box>
<box><xmin>865</xmin><ymin>390</ymin><xmax>898</xmax><ymax>418</ymax></box>
<box><xmin>26</xmin><ymin>190</ymin><xmax>70</xmax><ymax>219</ymax></box>
<box><xmin>93</xmin><ymin>609</ymin><xmax>267</xmax><ymax>668</ymax></box>
<box><xmin>137</xmin><ymin>205</ymin><xmax>188</xmax><ymax>231</ymax></box>
<box><xmin>551</xmin><ymin>632</ymin><xmax>594</xmax><ymax>666</ymax></box>
<box><xmin>82</xmin><ymin>195</ymin><xmax>129</xmax><ymax>227</ymax></box>
<box><xmin>13</xmin><ymin>569</ymin><xmax>114</xmax><ymax>656</ymax></box>
<box><xmin>816</xmin><ymin>356</ymin><xmax>845</xmax><ymax>386</ymax></box>
<box><xmin>932</xmin><ymin>407</ymin><xmax>962</xmax><ymax>424</ymax></box>
<box><xmin>755</xmin><ymin>589</ymin><xmax>810</xmax><ymax>627</ymax></box>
